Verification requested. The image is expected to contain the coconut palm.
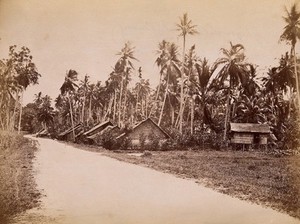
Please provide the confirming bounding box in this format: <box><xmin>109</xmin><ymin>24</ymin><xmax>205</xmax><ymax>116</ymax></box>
<box><xmin>158</xmin><ymin>42</ymin><xmax>181</xmax><ymax>126</ymax></box>
<box><xmin>214</xmin><ymin>42</ymin><xmax>250</xmax><ymax>141</ymax></box>
<box><xmin>190</xmin><ymin>58</ymin><xmax>220</xmax><ymax>132</ymax></box>
<box><xmin>60</xmin><ymin>69</ymin><xmax>78</xmax><ymax>141</ymax></box>
<box><xmin>115</xmin><ymin>42</ymin><xmax>137</xmax><ymax>127</ymax></box>
<box><xmin>149</xmin><ymin>40</ymin><xmax>169</xmax><ymax>118</ymax></box>
<box><xmin>37</xmin><ymin>95</ymin><xmax>54</xmax><ymax>130</ymax></box>
<box><xmin>280</xmin><ymin>3</ymin><xmax>300</xmax><ymax>111</ymax></box>
<box><xmin>176</xmin><ymin>13</ymin><xmax>198</xmax><ymax>134</ymax></box>
<box><xmin>78</xmin><ymin>75</ymin><xmax>90</xmax><ymax>124</ymax></box>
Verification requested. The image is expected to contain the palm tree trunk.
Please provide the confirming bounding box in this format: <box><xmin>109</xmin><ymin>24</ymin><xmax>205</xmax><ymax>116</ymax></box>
<box><xmin>135</xmin><ymin>89</ymin><xmax>139</xmax><ymax>119</ymax></box>
<box><xmin>191</xmin><ymin>98</ymin><xmax>194</xmax><ymax>135</ymax></box>
<box><xmin>81</xmin><ymin>91</ymin><xmax>86</xmax><ymax>124</ymax></box>
<box><xmin>122</xmin><ymin>84</ymin><xmax>128</xmax><ymax>123</ymax></box>
<box><xmin>113</xmin><ymin>90</ymin><xmax>117</xmax><ymax>122</ymax></box>
<box><xmin>149</xmin><ymin>73</ymin><xmax>162</xmax><ymax>117</ymax></box>
<box><xmin>88</xmin><ymin>96</ymin><xmax>92</xmax><ymax>124</ymax></box>
<box><xmin>118</xmin><ymin>78</ymin><xmax>124</xmax><ymax>127</ymax></box>
<box><xmin>68</xmin><ymin>96</ymin><xmax>75</xmax><ymax>142</ymax></box>
<box><xmin>158</xmin><ymin>75</ymin><xmax>169</xmax><ymax>126</ymax></box>
<box><xmin>145</xmin><ymin>95</ymin><xmax>148</xmax><ymax>118</ymax></box>
<box><xmin>223</xmin><ymin>91</ymin><xmax>231</xmax><ymax>141</ymax></box>
<box><xmin>179</xmin><ymin>35</ymin><xmax>186</xmax><ymax>134</ymax></box>
<box><xmin>293</xmin><ymin>47</ymin><xmax>300</xmax><ymax>112</ymax></box>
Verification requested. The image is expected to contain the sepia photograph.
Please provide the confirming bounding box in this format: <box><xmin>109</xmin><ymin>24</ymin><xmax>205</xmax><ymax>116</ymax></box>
<box><xmin>0</xmin><ymin>0</ymin><xmax>300</xmax><ymax>223</ymax></box>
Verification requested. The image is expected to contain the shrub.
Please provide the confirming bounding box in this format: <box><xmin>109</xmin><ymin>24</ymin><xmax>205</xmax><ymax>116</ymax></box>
<box><xmin>282</xmin><ymin>112</ymin><xmax>300</xmax><ymax>153</ymax></box>
<box><xmin>119</xmin><ymin>137</ymin><xmax>133</xmax><ymax>150</ymax></box>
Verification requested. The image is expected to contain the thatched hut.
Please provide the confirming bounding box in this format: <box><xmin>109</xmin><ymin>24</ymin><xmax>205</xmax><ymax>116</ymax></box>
<box><xmin>230</xmin><ymin>123</ymin><xmax>271</xmax><ymax>145</ymax></box>
<box><xmin>116</xmin><ymin>118</ymin><xmax>170</xmax><ymax>147</ymax></box>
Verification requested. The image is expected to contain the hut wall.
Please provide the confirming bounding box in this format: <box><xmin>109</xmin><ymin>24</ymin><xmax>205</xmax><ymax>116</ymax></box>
<box><xmin>127</xmin><ymin>120</ymin><xmax>167</xmax><ymax>145</ymax></box>
<box><xmin>231</xmin><ymin>133</ymin><xmax>268</xmax><ymax>145</ymax></box>
<box><xmin>231</xmin><ymin>133</ymin><xmax>253</xmax><ymax>144</ymax></box>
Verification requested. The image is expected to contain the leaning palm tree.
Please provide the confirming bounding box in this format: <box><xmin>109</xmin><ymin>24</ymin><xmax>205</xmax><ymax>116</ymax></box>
<box><xmin>60</xmin><ymin>69</ymin><xmax>78</xmax><ymax>141</ymax></box>
<box><xmin>176</xmin><ymin>13</ymin><xmax>198</xmax><ymax>134</ymax></box>
<box><xmin>214</xmin><ymin>42</ymin><xmax>250</xmax><ymax>141</ymax></box>
<box><xmin>280</xmin><ymin>3</ymin><xmax>300</xmax><ymax>112</ymax></box>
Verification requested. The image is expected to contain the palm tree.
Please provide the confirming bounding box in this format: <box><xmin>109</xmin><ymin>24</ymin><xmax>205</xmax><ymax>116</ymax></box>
<box><xmin>190</xmin><ymin>58</ymin><xmax>219</xmax><ymax>132</ymax></box>
<box><xmin>149</xmin><ymin>40</ymin><xmax>169</xmax><ymax>118</ymax></box>
<box><xmin>176</xmin><ymin>13</ymin><xmax>198</xmax><ymax>134</ymax></box>
<box><xmin>60</xmin><ymin>69</ymin><xmax>78</xmax><ymax>141</ymax></box>
<box><xmin>214</xmin><ymin>42</ymin><xmax>250</xmax><ymax>141</ymax></box>
<box><xmin>157</xmin><ymin>42</ymin><xmax>181</xmax><ymax>126</ymax></box>
<box><xmin>34</xmin><ymin>92</ymin><xmax>43</xmax><ymax>106</ymax></box>
<box><xmin>280</xmin><ymin>3</ymin><xmax>300</xmax><ymax>111</ymax></box>
<box><xmin>78</xmin><ymin>75</ymin><xmax>90</xmax><ymax>124</ymax></box>
<box><xmin>262</xmin><ymin>53</ymin><xmax>295</xmax><ymax>119</ymax></box>
<box><xmin>115</xmin><ymin>42</ymin><xmax>137</xmax><ymax>127</ymax></box>
<box><xmin>37</xmin><ymin>95</ymin><xmax>54</xmax><ymax>130</ymax></box>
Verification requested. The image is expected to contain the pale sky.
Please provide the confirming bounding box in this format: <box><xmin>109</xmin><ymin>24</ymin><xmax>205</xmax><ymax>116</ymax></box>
<box><xmin>0</xmin><ymin>0</ymin><xmax>299</xmax><ymax>105</ymax></box>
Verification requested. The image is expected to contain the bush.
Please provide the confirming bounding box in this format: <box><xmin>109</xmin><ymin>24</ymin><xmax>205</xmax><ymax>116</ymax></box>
<box><xmin>282</xmin><ymin>112</ymin><xmax>300</xmax><ymax>152</ymax></box>
<box><xmin>119</xmin><ymin>137</ymin><xmax>133</xmax><ymax>150</ymax></box>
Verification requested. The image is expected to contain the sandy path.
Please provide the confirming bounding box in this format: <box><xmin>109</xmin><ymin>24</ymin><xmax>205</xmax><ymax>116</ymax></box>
<box><xmin>13</xmin><ymin>137</ymin><xmax>300</xmax><ymax>224</ymax></box>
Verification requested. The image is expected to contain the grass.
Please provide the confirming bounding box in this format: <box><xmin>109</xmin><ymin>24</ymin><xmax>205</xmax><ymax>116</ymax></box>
<box><xmin>69</xmin><ymin>142</ymin><xmax>300</xmax><ymax>220</ymax></box>
<box><xmin>0</xmin><ymin>131</ymin><xmax>41</xmax><ymax>224</ymax></box>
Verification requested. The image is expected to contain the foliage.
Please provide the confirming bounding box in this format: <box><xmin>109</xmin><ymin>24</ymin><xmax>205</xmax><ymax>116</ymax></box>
<box><xmin>15</xmin><ymin>8</ymin><xmax>300</xmax><ymax>153</ymax></box>
<box><xmin>282</xmin><ymin>112</ymin><xmax>300</xmax><ymax>152</ymax></box>
<box><xmin>0</xmin><ymin>46</ymin><xmax>40</xmax><ymax>132</ymax></box>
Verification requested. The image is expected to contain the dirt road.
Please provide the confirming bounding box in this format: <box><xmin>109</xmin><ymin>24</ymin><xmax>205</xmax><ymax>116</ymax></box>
<box><xmin>13</xmin><ymin>137</ymin><xmax>300</xmax><ymax>224</ymax></box>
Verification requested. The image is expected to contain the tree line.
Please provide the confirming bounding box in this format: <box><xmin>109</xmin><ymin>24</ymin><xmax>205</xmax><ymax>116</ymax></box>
<box><xmin>1</xmin><ymin>4</ymin><xmax>300</xmax><ymax>150</ymax></box>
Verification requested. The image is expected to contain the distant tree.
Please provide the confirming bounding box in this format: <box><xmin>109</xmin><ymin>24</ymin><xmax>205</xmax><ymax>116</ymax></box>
<box><xmin>114</xmin><ymin>42</ymin><xmax>137</xmax><ymax>127</ymax></box>
<box><xmin>280</xmin><ymin>3</ymin><xmax>300</xmax><ymax>111</ymax></box>
<box><xmin>8</xmin><ymin>46</ymin><xmax>41</xmax><ymax>133</ymax></box>
<box><xmin>60</xmin><ymin>69</ymin><xmax>78</xmax><ymax>141</ymax></box>
<box><xmin>37</xmin><ymin>95</ymin><xmax>54</xmax><ymax>130</ymax></box>
<box><xmin>176</xmin><ymin>13</ymin><xmax>198</xmax><ymax>134</ymax></box>
<box><xmin>157</xmin><ymin>42</ymin><xmax>181</xmax><ymax>126</ymax></box>
<box><xmin>78</xmin><ymin>75</ymin><xmax>90</xmax><ymax>124</ymax></box>
<box><xmin>214</xmin><ymin>42</ymin><xmax>250</xmax><ymax>141</ymax></box>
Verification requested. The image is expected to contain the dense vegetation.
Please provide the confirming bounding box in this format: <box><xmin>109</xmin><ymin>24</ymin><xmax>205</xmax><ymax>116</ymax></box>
<box><xmin>1</xmin><ymin>4</ymin><xmax>300</xmax><ymax>152</ymax></box>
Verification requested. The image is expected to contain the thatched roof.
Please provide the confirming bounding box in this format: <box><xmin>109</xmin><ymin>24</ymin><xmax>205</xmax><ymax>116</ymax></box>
<box><xmin>87</xmin><ymin>125</ymin><xmax>120</xmax><ymax>140</ymax></box>
<box><xmin>83</xmin><ymin>120</ymin><xmax>114</xmax><ymax>136</ymax></box>
<box><xmin>58</xmin><ymin>123</ymin><xmax>83</xmax><ymax>137</ymax></box>
<box><xmin>116</xmin><ymin>118</ymin><xmax>170</xmax><ymax>139</ymax></box>
<box><xmin>230</xmin><ymin>123</ymin><xmax>271</xmax><ymax>134</ymax></box>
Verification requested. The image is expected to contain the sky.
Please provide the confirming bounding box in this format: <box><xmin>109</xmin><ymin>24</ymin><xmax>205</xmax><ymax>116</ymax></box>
<box><xmin>0</xmin><ymin>0</ymin><xmax>299</xmax><ymax>105</ymax></box>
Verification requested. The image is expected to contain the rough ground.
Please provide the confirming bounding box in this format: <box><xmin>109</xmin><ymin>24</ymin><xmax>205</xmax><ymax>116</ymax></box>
<box><xmin>0</xmin><ymin>132</ymin><xmax>41</xmax><ymax>224</ymax></box>
<box><xmin>70</xmin><ymin>143</ymin><xmax>300</xmax><ymax>220</ymax></box>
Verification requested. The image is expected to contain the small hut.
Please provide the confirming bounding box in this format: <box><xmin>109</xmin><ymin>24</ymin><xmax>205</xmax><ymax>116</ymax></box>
<box><xmin>230</xmin><ymin>123</ymin><xmax>271</xmax><ymax>145</ymax></box>
<box><xmin>58</xmin><ymin>123</ymin><xmax>84</xmax><ymax>141</ymax></box>
<box><xmin>116</xmin><ymin>118</ymin><xmax>170</xmax><ymax>147</ymax></box>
